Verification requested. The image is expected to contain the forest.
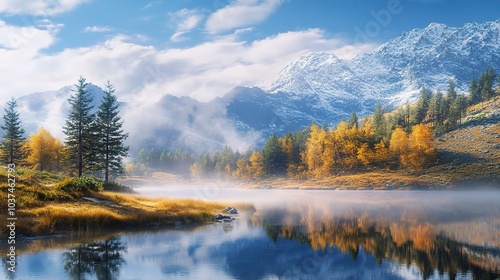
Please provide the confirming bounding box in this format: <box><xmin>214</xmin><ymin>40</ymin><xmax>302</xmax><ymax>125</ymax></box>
<box><xmin>1</xmin><ymin>69</ymin><xmax>498</xmax><ymax>183</ymax></box>
<box><xmin>129</xmin><ymin>68</ymin><xmax>499</xmax><ymax>181</ymax></box>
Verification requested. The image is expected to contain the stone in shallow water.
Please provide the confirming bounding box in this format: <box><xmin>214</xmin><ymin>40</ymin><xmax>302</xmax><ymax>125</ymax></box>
<box><xmin>224</xmin><ymin>207</ymin><xmax>239</xmax><ymax>214</ymax></box>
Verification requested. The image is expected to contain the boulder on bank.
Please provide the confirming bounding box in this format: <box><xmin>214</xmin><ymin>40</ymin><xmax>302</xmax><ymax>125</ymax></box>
<box><xmin>213</xmin><ymin>214</ymin><xmax>235</xmax><ymax>221</ymax></box>
<box><xmin>223</xmin><ymin>207</ymin><xmax>239</xmax><ymax>214</ymax></box>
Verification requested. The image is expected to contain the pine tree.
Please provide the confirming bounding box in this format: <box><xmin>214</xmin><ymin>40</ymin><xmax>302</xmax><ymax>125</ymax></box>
<box><xmin>428</xmin><ymin>91</ymin><xmax>443</xmax><ymax>127</ymax></box>
<box><xmin>413</xmin><ymin>87</ymin><xmax>432</xmax><ymax>124</ymax></box>
<box><xmin>94</xmin><ymin>82</ymin><xmax>129</xmax><ymax>182</ymax></box>
<box><xmin>480</xmin><ymin>68</ymin><xmax>495</xmax><ymax>100</ymax></box>
<box><xmin>446</xmin><ymin>80</ymin><xmax>457</xmax><ymax>102</ymax></box>
<box><xmin>1</xmin><ymin>98</ymin><xmax>25</xmax><ymax>165</ymax></box>
<box><xmin>63</xmin><ymin>77</ymin><xmax>96</xmax><ymax>177</ymax></box>
<box><xmin>469</xmin><ymin>78</ymin><xmax>481</xmax><ymax>105</ymax></box>
<box><xmin>262</xmin><ymin>133</ymin><xmax>286</xmax><ymax>174</ymax></box>
<box><xmin>372</xmin><ymin>103</ymin><xmax>386</xmax><ymax>141</ymax></box>
<box><xmin>347</xmin><ymin>111</ymin><xmax>358</xmax><ymax>129</ymax></box>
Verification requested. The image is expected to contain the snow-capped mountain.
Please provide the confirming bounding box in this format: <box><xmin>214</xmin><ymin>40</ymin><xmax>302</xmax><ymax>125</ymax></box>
<box><xmin>269</xmin><ymin>20</ymin><xmax>500</xmax><ymax>108</ymax></box>
<box><xmin>9</xmin><ymin>20</ymin><xmax>500</xmax><ymax>153</ymax></box>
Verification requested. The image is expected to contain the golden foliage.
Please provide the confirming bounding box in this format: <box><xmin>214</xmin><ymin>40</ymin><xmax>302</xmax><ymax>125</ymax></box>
<box><xmin>389</xmin><ymin>127</ymin><xmax>409</xmax><ymax>160</ymax></box>
<box><xmin>233</xmin><ymin>159</ymin><xmax>251</xmax><ymax>181</ymax></box>
<box><xmin>304</xmin><ymin>124</ymin><xmax>330</xmax><ymax>177</ymax></box>
<box><xmin>249</xmin><ymin>151</ymin><xmax>265</xmax><ymax>179</ymax></box>
<box><xmin>23</xmin><ymin>127</ymin><xmax>64</xmax><ymax>172</ymax></box>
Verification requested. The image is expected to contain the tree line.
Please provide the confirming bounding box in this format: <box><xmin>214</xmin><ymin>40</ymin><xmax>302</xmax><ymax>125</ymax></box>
<box><xmin>0</xmin><ymin>77</ymin><xmax>129</xmax><ymax>182</ymax></box>
<box><xmin>189</xmin><ymin>68</ymin><xmax>499</xmax><ymax>180</ymax></box>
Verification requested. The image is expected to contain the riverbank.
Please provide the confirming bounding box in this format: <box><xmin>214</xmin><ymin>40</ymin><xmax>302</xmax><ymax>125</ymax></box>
<box><xmin>0</xmin><ymin>169</ymin><xmax>249</xmax><ymax>236</ymax></box>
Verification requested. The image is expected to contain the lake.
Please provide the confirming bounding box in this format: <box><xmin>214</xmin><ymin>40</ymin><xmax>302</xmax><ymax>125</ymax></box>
<box><xmin>4</xmin><ymin>188</ymin><xmax>500</xmax><ymax>279</ymax></box>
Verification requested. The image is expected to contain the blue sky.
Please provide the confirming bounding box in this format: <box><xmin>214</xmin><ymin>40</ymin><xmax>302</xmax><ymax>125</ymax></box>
<box><xmin>1</xmin><ymin>0</ymin><xmax>499</xmax><ymax>102</ymax></box>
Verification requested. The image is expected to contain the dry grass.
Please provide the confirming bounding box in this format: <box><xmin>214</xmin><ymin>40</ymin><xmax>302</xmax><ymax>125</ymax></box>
<box><xmin>4</xmin><ymin>193</ymin><xmax>228</xmax><ymax>236</ymax></box>
<box><xmin>245</xmin><ymin>171</ymin><xmax>436</xmax><ymax>190</ymax></box>
<box><xmin>0</xmin><ymin>168</ymin><xmax>229</xmax><ymax>236</ymax></box>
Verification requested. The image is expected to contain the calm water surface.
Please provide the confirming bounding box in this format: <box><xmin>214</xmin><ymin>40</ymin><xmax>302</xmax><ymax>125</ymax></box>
<box><xmin>3</xmin><ymin>189</ymin><xmax>500</xmax><ymax>280</ymax></box>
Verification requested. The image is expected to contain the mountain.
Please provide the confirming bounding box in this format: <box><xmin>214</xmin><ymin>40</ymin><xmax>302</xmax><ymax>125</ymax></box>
<box><xmin>13</xmin><ymin>84</ymin><xmax>104</xmax><ymax>140</ymax></box>
<box><xmin>221</xmin><ymin>20</ymin><xmax>500</xmax><ymax>140</ymax></box>
<box><xmin>269</xmin><ymin>20</ymin><xmax>500</xmax><ymax>108</ymax></box>
<box><xmin>10</xmin><ymin>20</ymin><xmax>500</xmax><ymax>154</ymax></box>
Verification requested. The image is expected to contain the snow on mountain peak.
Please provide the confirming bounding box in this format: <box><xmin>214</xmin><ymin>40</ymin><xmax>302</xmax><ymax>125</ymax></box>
<box><xmin>269</xmin><ymin>20</ymin><xmax>500</xmax><ymax>111</ymax></box>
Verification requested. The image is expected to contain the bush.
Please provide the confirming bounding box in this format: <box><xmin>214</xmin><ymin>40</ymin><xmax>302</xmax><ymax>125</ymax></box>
<box><xmin>102</xmin><ymin>181</ymin><xmax>134</xmax><ymax>193</ymax></box>
<box><xmin>57</xmin><ymin>176</ymin><xmax>103</xmax><ymax>194</ymax></box>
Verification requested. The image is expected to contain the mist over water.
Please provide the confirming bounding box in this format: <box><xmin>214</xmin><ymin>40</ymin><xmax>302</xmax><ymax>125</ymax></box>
<box><xmin>7</xmin><ymin>186</ymin><xmax>500</xmax><ymax>279</ymax></box>
<box><xmin>134</xmin><ymin>183</ymin><xmax>500</xmax><ymax>213</ymax></box>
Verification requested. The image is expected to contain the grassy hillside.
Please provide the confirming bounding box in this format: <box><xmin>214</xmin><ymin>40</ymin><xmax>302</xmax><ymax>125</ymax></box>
<box><xmin>0</xmin><ymin>169</ymin><xmax>231</xmax><ymax>236</ymax></box>
<box><xmin>235</xmin><ymin>96</ymin><xmax>500</xmax><ymax>190</ymax></box>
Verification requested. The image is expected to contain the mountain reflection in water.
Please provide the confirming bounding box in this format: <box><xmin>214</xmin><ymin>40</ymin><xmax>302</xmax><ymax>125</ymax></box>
<box><xmin>3</xmin><ymin>190</ymin><xmax>500</xmax><ymax>279</ymax></box>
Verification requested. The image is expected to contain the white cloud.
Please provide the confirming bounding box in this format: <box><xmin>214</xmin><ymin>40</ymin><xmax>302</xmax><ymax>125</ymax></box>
<box><xmin>141</xmin><ymin>1</ymin><xmax>162</xmax><ymax>10</ymax></box>
<box><xmin>0</xmin><ymin>20</ymin><xmax>57</xmax><ymax>52</ymax></box>
<box><xmin>83</xmin><ymin>26</ymin><xmax>112</xmax><ymax>33</ymax></box>
<box><xmin>1</xmin><ymin>25</ymin><xmax>376</xmax><ymax>152</ymax></box>
<box><xmin>0</xmin><ymin>28</ymin><xmax>375</xmax><ymax>103</ymax></box>
<box><xmin>205</xmin><ymin>0</ymin><xmax>284</xmax><ymax>34</ymax></box>
<box><xmin>0</xmin><ymin>0</ymin><xmax>89</xmax><ymax>15</ymax></box>
<box><xmin>170</xmin><ymin>31</ymin><xmax>189</xmax><ymax>43</ymax></box>
<box><xmin>168</xmin><ymin>8</ymin><xmax>203</xmax><ymax>42</ymax></box>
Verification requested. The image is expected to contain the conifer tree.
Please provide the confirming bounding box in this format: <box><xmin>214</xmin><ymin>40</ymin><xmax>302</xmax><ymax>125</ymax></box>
<box><xmin>413</xmin><ymin>87</ymin><xmax>432</xmax><ymax>124</ymax></box>
<box><xmin>480</xmin><ymin>68</ymin><xmax>495</xmax><ymax>100</ymax></box>
<box><xmin>94</xmin><ymin>82</ymin><xmax>129</xmax><ymax>182</ymax></box>
<box><xmin>63</xmin><ymin>77</ymin><xmax>96</xmax><ymax>177</ymax></box>
<box><xmin>469</xmin><ymin>78</ymin><xmax>481</xmax><ymax>105</ymax></box>
<box><xmin>372</xmin><ymin>103</ymin><xmax>386</xmax><ymax>141</ymax></box>
<box><xmin>262</xmin><ymin>133</ymin><xmax>286</xmax><ymax>174</ymax></box>
<box><xmin>347</xmin><ymin>111</ymin><xmax>358</xmax><ymax>129</ymax></box>
<box><xmin>1</xmin><ymin>98</ymin><xmax>25</xmax><ymax>164</ymax></box>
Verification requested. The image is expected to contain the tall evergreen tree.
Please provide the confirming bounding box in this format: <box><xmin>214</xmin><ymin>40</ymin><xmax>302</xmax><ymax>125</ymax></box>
<box><xmin>94</xmin><ymin>82</ymin><xmax>129</xmax><ymax>182</ymax></box>
<box><xmin>262</xmin><ymin>133</ymin><xmax>286</xmax><ymax>174</ymax></box>
<box><xmin>446</xmin><ymin>80</ymin><xmax>457</xmax><ymax>102</ymax></box>
<box><xmin>428</xmin><ymin>90</ymin><xmax>443</xmax><ymax>127</ymax></box>
<box><xmin>469</xmin><ymin>78</ymin><xmax>481</xmax><ymax>105</ymax></box>
<box><xmin>413</xmin><ymin>87</ymin><xmax>432</xmax><ymax>124</ymax></box>
<box><xmin>480</xmin><ymin>68</ymin><xmax>495</xmax><ymax>100</ymax></box>
<box><xmin>63</xmin><ymin>77</ymin><xmax>96</xmax><ymax>177</ymax></box>
<box><xmin>347</xmin><ymin>111</ymin><xmax>358</xmax><ymax>129</ymax></box>
<box><xmin>372</xmin><ymin>103</ymin><xmax>386</xmax><ymax>141</ymax></box>
<box><xmin>1</xmin><ymin>98</ymin><xmax>25</xmax><ymax>164</ymax></box>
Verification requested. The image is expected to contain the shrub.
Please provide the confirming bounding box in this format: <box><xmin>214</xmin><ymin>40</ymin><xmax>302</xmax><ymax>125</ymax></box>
<box><xmin>57</xmin><ymin>176</ymin><xmax>103</xmax><ymax>194</ymax></box>
<box><xmin>102</xmin><ymin>181</ymin><xmax>134</xmax><ymax>193</ymax></box>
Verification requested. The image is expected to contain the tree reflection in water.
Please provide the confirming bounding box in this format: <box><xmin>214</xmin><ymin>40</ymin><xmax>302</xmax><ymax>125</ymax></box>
<box><xmin>63</xmin><ymin>236</ymin><xmax>126</xmax><ymax>280</ymax></box>
<box><xmin>254</xmin><ymin>206</ymin><xmax>500</xmax><ymax>280</ymax></box>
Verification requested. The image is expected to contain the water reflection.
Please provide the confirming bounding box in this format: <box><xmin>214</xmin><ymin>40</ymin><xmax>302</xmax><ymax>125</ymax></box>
<box><xmin>4</xmin><ymin>191</ymin><xmax>500</xmax><ymax>279</ymax></box>
<box><xmin>253</xmin><ymin>202</ymin><xmax>500</xmax><ymax>280</ymax></box>
<box><xmin>63</xmin><ymin>236</ymin><xmax>127</xmax><ymax>280</ymax></box>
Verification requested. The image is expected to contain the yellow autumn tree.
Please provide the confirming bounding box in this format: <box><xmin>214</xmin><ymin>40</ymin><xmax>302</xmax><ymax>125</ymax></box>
<box><xmin>406</xmin><ymin>124</ymin><xmax>436</xmax><ymax>171</ymax></box>
<box><xmin>279</xmin><ymin>136</ymin><xmax>294</xmax><ymax>166</ymax></box>
<box><xmin>233</xmin><ymin>159</ymin><xmax>251</xmax><ymax>181</ymax></box>
<box><xmin>249</xmin><ymin>151</ymin><xmax>265</xmax><ymax>179</ymax></box>
<box><xmin>389</xmin><ymin>127</ymin><xmax>410</xmax><ymax>167</ymax></box>
<box><xmin>23</xmin><ymin>127</ymin><xmax>64</xmax><ymax>171</ymax></box>
<box><xmin>373</xmin><ymin>140</ymin><xmax>389</xmax><ymax>163</ymax></box>
<box><xmin>304</xmin><ymin>124</ymin><xmax>329</xmax><ymax>177</ymax></box>
<box><xmin>333</xmin><ymin>121</ymin><xmax>359</xmax><ymax>170</ymax></box>
<box><xmin>357</xmin><ymin>143</ymin><xmax>374</xmax><ymax>166</ymax></box>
